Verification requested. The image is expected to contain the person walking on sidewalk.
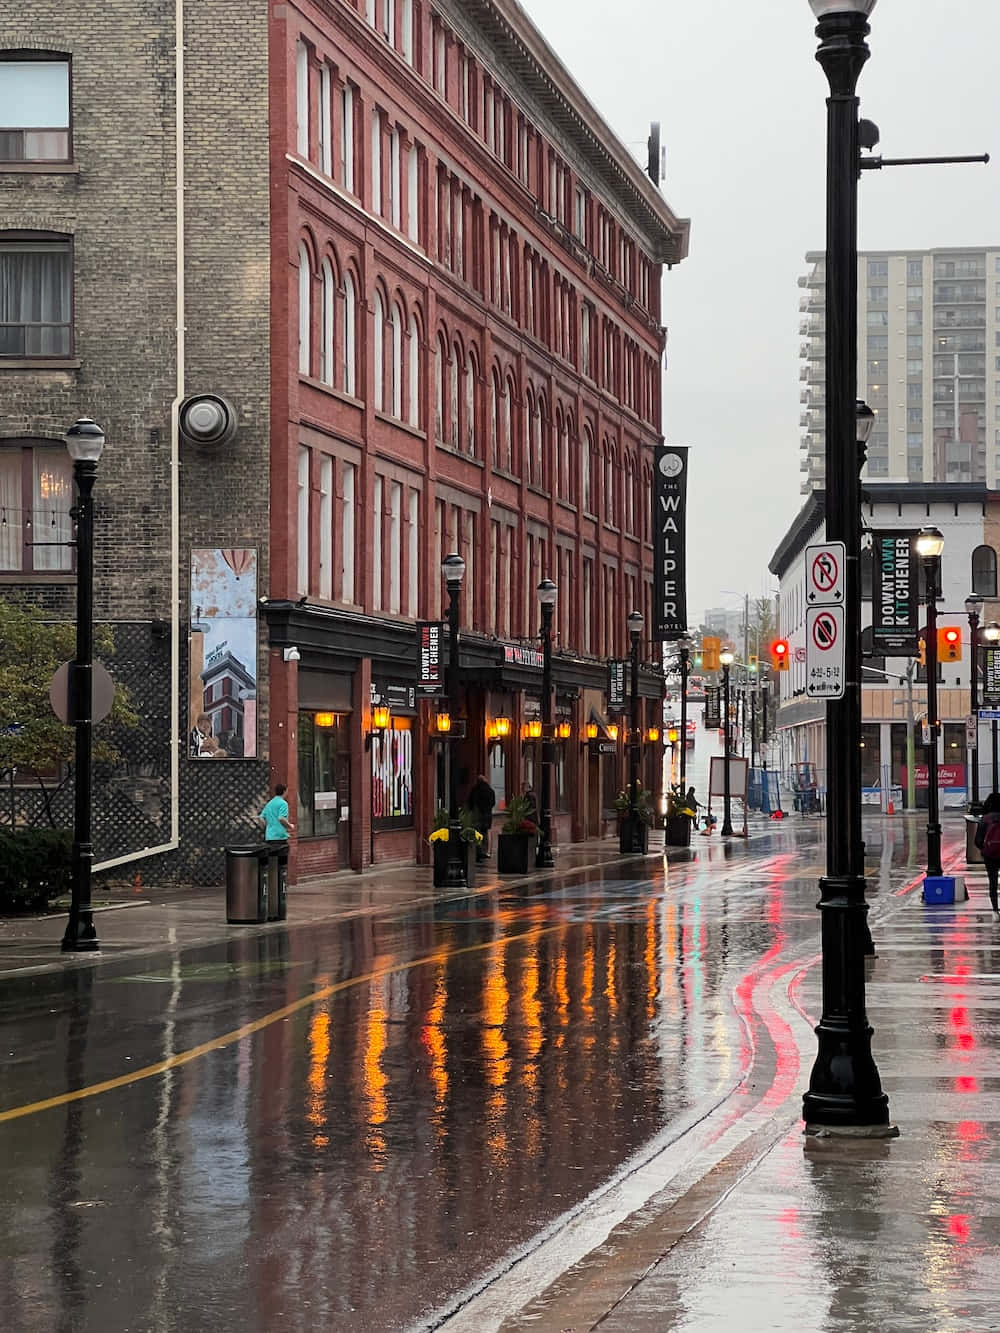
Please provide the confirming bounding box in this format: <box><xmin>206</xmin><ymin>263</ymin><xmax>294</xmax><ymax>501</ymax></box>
<box><xmin>973</xmin><ymin>790</ymin><xmax>1000</xmax><ymax>920</ymax></box>
<box><xmin>468</xmin><ymin>774</ymin><xmax>496</xmax><ymax>863</ymax></box>
<box><xmin>260</xmin><ymin>783</ymin><xmax>295</xmax><ymax>846</ymax></box>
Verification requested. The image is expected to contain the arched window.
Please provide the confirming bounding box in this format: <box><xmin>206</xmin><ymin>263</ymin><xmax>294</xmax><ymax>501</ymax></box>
<box><xmin>465</xmin><ymin>351</ymin><xmax>477</xmax><ymax>456</ymax></box>
<box><xmin>972</xmin><ymin>544</ymin><xmax>997</xmax><ymax>597</ymax></box>
<box><xmin>407</xmin><ymin>313</ymin><xmax>420</xmax><ymax>427</ymax></box>
<box><xmin>450</xmin><ymin>347</ymin><xmax>460</xmax><ymax>445</ymax></box>
<box><xmin>524</xmin><ymin>388</ymin><xmax>534</xmax><ymax>485</ymax></box>
<box><xmin>373</xmin><ymin>290</ymin><xmax>386</xmax><ymax>411</ymax></box>
<box><xmin>298</xmin><ymin>242</ymin><xmax>311</xmax><ymax>375</ymax></box>
<box><xmin>320</xmin><ymin>258</ymin><xmax>335</xmax><ymax>385</ymax></box>
<box><xmin>582</xmin><ymin>425</ymin><xmax>594</xmax><ymax>512</ymax></box>
<box><xmin>435</xmin><ymin>334</ymin><xmax>447</xmax><ymax>440</ymax></box>
<box><xmin>554</xmin><ymin>407</ymin><xmax>564</xmax><ymax>497</ymax></box>
<box><xmin>391</xmin><ymin>300</ymin><xmax>404</xmax><ymax>417</ymax></box>
<box><xmin>343</xmin><ymin>270</ymin><xmax>357</xmax><ymax>395</ymax></box>
<box><xmin>504</xmin><ymin>374</ymin><xmax>516</xmax><ymax>471</ymax></box>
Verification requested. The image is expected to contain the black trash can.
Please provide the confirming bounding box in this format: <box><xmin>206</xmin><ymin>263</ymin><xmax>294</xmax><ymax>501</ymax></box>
<box><xmin>226</xmin><ymin>845</ymin><xmax>268</xmax><ymax>924</ymax></box>
<box><xmin>265</xmin><ymin>841</ymin><xmax>289</xmax><ymax>921</ymax></box>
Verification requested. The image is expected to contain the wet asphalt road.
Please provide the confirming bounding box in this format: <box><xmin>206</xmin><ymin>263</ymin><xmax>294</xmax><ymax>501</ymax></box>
<box><xmin>0</xmin><ymin>816</ymin><xmax>951</xmax><ymax>1333</ymax></box>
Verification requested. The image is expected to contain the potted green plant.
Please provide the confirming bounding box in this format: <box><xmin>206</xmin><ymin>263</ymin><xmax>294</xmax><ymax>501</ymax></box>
<box><xmin>615</xmin><ymin>782</ymin><xmax>654</xmax><ymax>854</ymax></box>
<box><xmin>664</xmin><ymin>784</ymin><xmax>696</xmax><ymax>848</ymax></box>
<box><xmin>429</xmin><ymin>806</ymin><xmax>482</xmax><ymax>886</ymax></box>
<box><xmin>497</xmin><ymin>794</ymin><xmax>538</xmax><ymax>874</ymax></box>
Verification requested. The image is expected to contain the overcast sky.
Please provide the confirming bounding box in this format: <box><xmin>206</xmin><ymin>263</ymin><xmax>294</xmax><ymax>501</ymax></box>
<box><xmin>521</xmin><ymin>0</ymin><xmax>1000</xmax><ymax>627</ymax></box>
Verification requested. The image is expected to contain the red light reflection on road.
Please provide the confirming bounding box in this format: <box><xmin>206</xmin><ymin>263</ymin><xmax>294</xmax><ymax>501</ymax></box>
<box><xmin>947</xmin><ymin>1214</ymin><xmax>971</xmax><ymax>1244</ymax></box>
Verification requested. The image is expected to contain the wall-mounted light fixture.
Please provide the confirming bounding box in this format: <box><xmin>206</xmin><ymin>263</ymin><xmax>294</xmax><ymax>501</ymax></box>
<box><xmin>648</xmin><ymin>726</ymin><xmax>661</xmax><ymax>743</ymax></box>
<box><xmin>486</xmin><ymin>720</ymin><xmax>498</xmax><ymax>740</ymax></box>
<box><xmin>667</xmin><ymin>727</ymin><xmax>679</xmax><ymax>744</ymax></box>
<box><xmin>315</xmin><ymin>712</ymin><xmax>335</xmax><ymax>728</ymax></box>
<box><xmin>524</xmin><ymin>719</ymin><xmax>542</xmax><ymax>739</ymax></box>
<box><xmin>495</xmin><ymin>716</ymin><xmax>511</xmax><ymax>737</ymax></box>
<box><xmin>366</xmin><ymin>705</ymin><xmax>390</xmax><ymax>750</ymax></box>
<box><xmin>556</xmin><ymin>721</ymin><xmax>572</xmax><ymax>740</ymax></box>
<box><xmin>607</xmin><ymin>724</ymin><xmax>619</xmax><ymax>742</ymax></box>
<box><xmin>434</xmin><ymin>710</ymin><xmax>452</xmax><ymax>734</ymax></box>
<box><xmin>586</xmin><ymin>722</ymin><xmax>598</xmax><ymax>740</ymax></box>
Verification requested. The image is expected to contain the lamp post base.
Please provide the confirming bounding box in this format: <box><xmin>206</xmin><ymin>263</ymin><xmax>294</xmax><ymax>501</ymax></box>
<box><xmin>536</xmin><ymin>837</ymin><xmax>555</xmax><ymax>869</ymax></box>
<box><xmin>803</xmin><ymin>876</ymin><xmax>890</xmax><ymax>1130</ymax></box>
<box><xmin>61</xmin><ymin>918</ymin><xmax>100</xmax><ymax>952</ymax></box>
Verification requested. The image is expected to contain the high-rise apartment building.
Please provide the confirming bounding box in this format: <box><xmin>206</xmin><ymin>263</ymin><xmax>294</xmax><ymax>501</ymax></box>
<box><xmin>798</xmin><ymin>247</ymin><xmax>1000</xmax><ymax>493</ymax></box>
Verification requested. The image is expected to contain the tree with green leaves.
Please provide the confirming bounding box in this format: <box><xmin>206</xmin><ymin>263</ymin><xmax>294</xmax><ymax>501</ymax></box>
<box><xmin>0</xmin><ymin>598</ymin><xmax>138</xmax><ymax>779</ymax></box>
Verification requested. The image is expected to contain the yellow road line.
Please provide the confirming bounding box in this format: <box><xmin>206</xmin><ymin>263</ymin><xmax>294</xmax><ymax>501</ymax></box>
<box><xmin>1</xmin><ymin>924</ymin><xmax>565</xmax><ymax>1125</ymax></box>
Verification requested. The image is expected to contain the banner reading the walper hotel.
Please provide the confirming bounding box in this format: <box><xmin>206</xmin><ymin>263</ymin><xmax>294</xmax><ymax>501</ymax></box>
<box><xmin>653</xmin><ymin>445</ymin><xmax>688</xmax><ymax>640</ymax></box>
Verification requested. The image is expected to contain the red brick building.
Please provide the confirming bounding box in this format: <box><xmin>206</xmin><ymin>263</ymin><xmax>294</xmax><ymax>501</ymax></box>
<box><xmin>263</xmin><ymin>0</ymin><xmax>690</xmax><ymax>874</ymax></box>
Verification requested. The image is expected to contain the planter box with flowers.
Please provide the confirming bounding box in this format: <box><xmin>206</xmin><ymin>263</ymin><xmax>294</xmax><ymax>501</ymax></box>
<box><xmin>615</xmin><ymin>782</ymin><xmax>655</xmax><ymax>855</ymax></box>
<box><xmin>664</xmin><ymin>783</ymin><xmax>696</xmax><ymax>847</ymax></box>
<box><xmin>429</xmin><ymin>807</ymin><xmax>482</xmax><ymax>887</ymax></box>
<box><xmin>496</xmin><ymin>794</ymin><xmax>538</xmax><ymax>874</ymax></box>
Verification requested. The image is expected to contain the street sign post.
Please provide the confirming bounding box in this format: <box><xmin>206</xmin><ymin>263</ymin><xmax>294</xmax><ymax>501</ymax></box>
<box><xmin>806</xmin><ymin>605</ymin><xmax>845</xmax><ymax>699</ymax></box>
<box><xmin>805</xmin><ymin>541</ymin><xmax>846</xmax><ymax>606</ymax></box>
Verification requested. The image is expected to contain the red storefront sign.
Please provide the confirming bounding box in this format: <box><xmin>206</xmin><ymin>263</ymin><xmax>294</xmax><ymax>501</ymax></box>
<box><xmin>909</xmin><ymin>763</ymin><xmax>966</xmax><ymax>789</ymax></box>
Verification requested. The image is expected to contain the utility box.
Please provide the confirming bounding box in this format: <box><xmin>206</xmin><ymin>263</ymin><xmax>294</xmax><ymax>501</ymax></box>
<box><xmin>923</xmin><ymin>876</ymin><xmax>956</xmax><ymax>905</ymax></box>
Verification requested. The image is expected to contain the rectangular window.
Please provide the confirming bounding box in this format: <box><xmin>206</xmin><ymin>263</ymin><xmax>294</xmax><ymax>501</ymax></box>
<box><xmin>388</xmin><ymin>481</ymin><xmax>402</xmax><ymax>614</ymax></box>
<box><xmin>868</xmin><ymin>259</ymin><xmax>888</xmax><ymax>278</ymax></box>
<box><xmin>402</xmin><ymin>0</ymin><xmax>414</xmax><ymax>63</ymax></box>
<box><xmin>341</xmin><ymin>85</ymin><xmax>355</xmax><ymax>192</ymax></box>
<box><xmin>0</xmin><ymin>59</ymin><xmax>71</xmax><ymax>162</ymax></box>
<box><xmin>408</xmin><ymin>490</ymin><xmax>418</xmax><ymax>615</ymax></box>
<box><xmin>341</xmin><ymin>463</ymin><xmax>356</xmax><ymax>602</ymax></box>
<box><xmin>297</xmin><ymin>447</ymin><xmax>310</xmax><ymax>596</ymax></box>
<box><xmin>295</xmin><ymin>42</ymin><xmax>309</xmax><ymax>157</ymax></box>
<box><xmin>407</xmin><ymin>144</ymin><xmax>419</xmax><ymax>242</ymax></box>
<box><xmin>319</xmin><ymin>65</ymin><xmax>331</xmax><ymax>175</ymax></box>
<box><xmin>389</xmin><ymin>126</ymin><xmax>401</xmax><ymax>228</ymax></box>
<box><xmin>0</xmin><ymin>444</ymin><xmax>73</xmax><ymax>572</ymax></box>
<box><xmin>319</xmin><ymin>456</ymin><xmax>333</xmax><ymax>599</ymax></box>
<box><xmin>0</xmin><ymin>238</ymin><xmax>72</xmax><ymax>357</ymax></box>
<box><xmin>574</xmin><ymin>186</ymin><xmax>586</xmax><ymax>242</ymax></box>
<box><xmin>371</xmin><ymin>109</ymin><xmax>382</xmax><ymax>215</ymax></box>
<box><xmin>372</xmin><ymin>475</ymin><xmax>383</xmax><ymax>611</ymax></box>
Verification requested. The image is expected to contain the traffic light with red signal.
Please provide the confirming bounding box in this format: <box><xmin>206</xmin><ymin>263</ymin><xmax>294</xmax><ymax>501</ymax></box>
<box><xmin>771</xmin><ymin>639</ymin><xmax>789</xmax><ymax>671</ymax></box>
<box><xmin>937</xmin><ymin>627</ymin><xmax>962</xmax><ymax>662</ymax></box>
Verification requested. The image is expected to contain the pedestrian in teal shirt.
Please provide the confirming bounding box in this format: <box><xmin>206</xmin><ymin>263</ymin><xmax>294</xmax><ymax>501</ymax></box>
<box><xmin>260</xmin><ymin>784</ymin><xmax>294</xmax><ymax>842</ymax></box>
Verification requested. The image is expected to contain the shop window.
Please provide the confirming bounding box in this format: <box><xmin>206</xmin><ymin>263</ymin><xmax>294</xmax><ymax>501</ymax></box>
<box><xmin>298</xmin><ymin>711</ymin><xmax>346</xmax><ymax>837</ymax></box>
<box><xmin>488</xmin><ymin>740</ymin><xmax>508</xmax><ymax>810</ymax></box>
<box><xmin>372</xmin><ymin>717</ymin><xmax>414</xmax><ymax>827</ymax></box>
<box><xmin>859</xmin><ymin>723</ymin><xmax>881</xmax><ymax>788</ymax></box>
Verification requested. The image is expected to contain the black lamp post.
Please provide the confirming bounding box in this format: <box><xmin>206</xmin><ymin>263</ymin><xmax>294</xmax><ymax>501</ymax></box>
<box><xmin>62</xmin><ymin>417</ymin><xmax>105</xmax><ymax>953</ymax></box>
<box><xmin>802</xmin><ymin>0</ymin><xmax>892</xmax><ymax>1135</ymax></box>
<box><xmin>917</xmin><ymin>527</ymin><xmax>945</xmax><ymax>879</ymax></box>
<box><xmin>720</xmin><ymin>649</ymin><xmax>734</xmax><ymax>836</ymax></box>
<box><xmin>983</xmin><ymin>620</ymin><xmax>1000</xmax><ymax>793</ymax></box>
<box><xmin>442</xmin><ymin>552</ymin><xmax>467</xmax><ymax>888</ymax></box>
<box><xmin>537</xmin><ymin>578</ymin><xmax>557</xmax><ymax>868</ymax></box>
<box><xmin>966</xmin><ymin>594</ymin><xmax>983</xmax><ymax>811</ymax></box>
<box><xmin>625</xmin><ymin>609</ymin><xmax>645</xmax><ymax>851</ymax></box>
<box><xmin>678</xmin><ymin>641</ymin><xmax>690</xmax><ymax>793</ymax></box>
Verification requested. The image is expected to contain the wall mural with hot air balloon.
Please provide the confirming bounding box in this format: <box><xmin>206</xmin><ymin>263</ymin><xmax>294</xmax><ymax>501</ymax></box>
<box><xmin>189</xmin><ymin>549</ymin><xmax>258</xmax><ymax>759</ymax></box>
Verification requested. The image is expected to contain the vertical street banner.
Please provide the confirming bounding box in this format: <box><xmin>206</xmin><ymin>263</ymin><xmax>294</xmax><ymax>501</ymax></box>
<box><xmin>416</xmin><ymin>621</ymin><xmax>445</xmax><ymax>696</ymax></box>
<box><xmin>653</xmin><ymin>445</ymin><xmax>688</xmax><ymax>640</ymax></box>
<box><xmin>983</xmin><ymin>647</ymin><xmax>1000</xmax><ymax>707</ymax></box>
<box><xmin>870</xmin><ymin>530</ymin><xmax>919</xmax><ymax>656</ymax></box>
<box><xmin>704</xmin><ymin>685</ymin><xmax>721</xmax><ymax>730</ymax></box>
<box><xmin>607</xmin><ymin>660</ymin><xmax>627</xmax><ymax>708</ymax></box>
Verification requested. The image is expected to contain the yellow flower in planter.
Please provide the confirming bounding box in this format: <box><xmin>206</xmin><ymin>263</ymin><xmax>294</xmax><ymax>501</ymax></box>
<box><xmin>428</xmin><ymin>828</ymin><xmax>450</xmax><ymax>843</ymax></box>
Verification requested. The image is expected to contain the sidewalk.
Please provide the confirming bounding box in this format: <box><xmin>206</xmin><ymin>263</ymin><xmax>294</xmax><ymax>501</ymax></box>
<box><xmin>0</xmin><ymin>834</ymin><xmax>651</xmax><ymax>979</ymax></box>
<box><xmin>496</xmin><ymin>846</ymin><xmax>1000</xmax><ymax>1332</ymax></box>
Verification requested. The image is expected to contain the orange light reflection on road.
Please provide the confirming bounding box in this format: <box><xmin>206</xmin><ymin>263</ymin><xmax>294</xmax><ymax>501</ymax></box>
<box><xmin>423</xmin><ymin>964</ymin><xmax>449</xmax><ymax>1134</ymax></box>
<box><xmin>482</xmin><ymin>950</ymin><xmax>510</xmax><ymax>1089</ymax></box>
<box><xmin>363</xmin><ymin>978</ymin><xmax>389</xmax><ymax>1166</ymax></box>
<box><xmin>306</xmin><ymin>1008</ymin><xmax>331</xmax><ymax>1148</ymax></box>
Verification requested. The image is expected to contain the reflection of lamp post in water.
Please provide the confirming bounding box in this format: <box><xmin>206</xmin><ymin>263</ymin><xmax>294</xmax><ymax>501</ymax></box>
<box><xmin>720</xmin><ymin>649</ymin><xmax>735</xmax><ymax>836</ymax></box>
<box><xmin>983</xmin><ymin>621</ymin><xmax>1000</xmax><ymax>792</ymax></box>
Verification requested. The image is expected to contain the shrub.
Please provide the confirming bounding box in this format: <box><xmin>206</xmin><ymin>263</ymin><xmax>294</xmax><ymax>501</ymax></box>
<box><xmin>502</xmin><ymin>794</ymin><xmax>537</xmax><ymax>835</ymax></box>
<box><xmin>0</xmin><ymin>829</ymin><xmax>72</xmax><ymax>911</ymax></box>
